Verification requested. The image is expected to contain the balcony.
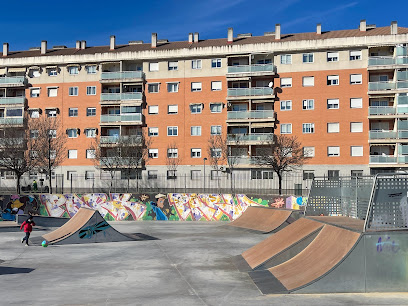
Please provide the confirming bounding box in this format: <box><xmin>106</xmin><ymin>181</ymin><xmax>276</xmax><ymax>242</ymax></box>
<box><xmin>100</xmin><ymin>92</ymin><xmax>143</xmax><ymax>104</ymax></box>
<box><xmin>100</xmin><ymin>135</ymin><xmax>142</xmax><ymax>145</ymax></box>
<box><xmin>227</xmin><ymin>110</ymin><xmax>274</xmax><ymax>121</ymax></box>
<box><xmin>227</xmin><ymin>87</ymin><xmax>275</xmax><ymax>100</ymax></box>
<box><xmin>0</xmin><ymin>117</ymin><xmax>24</xmax><ymax>125</ymax></box>
<box><xmin>100</xmin><ymin>71</ymin><xmax>144</xmax><ymax>83</ymax></box>
<box><xmin>368</xmin><ymin>81</ymin><xmax>408</xmax><ymax>93</ymax></box>
<box><xmin>227</xmin><ymin>133</ymin><xmax>273</xmax><ymax>144</ymax></box>
<box><xmin>368</xmin><ymin>106</ymin><xmax>396</xmax><ymax>116</ymax></box>
<box><xmin>368</xmin><ymin>56</ymin><xmax>408</xmax><ymax>69</ymax></box>
<box><xmin>369</xmin><ymin>130</ymin><xmax>408</xmax><ymax>143</ymax></box>
<box><xmin>100</xmin><ymin>157</ymin><xmax>142</xmax><ymax>168</ymax></box>
<box><xmin>397</xmin><ymin>95</ymin><xmax>408</xmax><ymax>104</ymax></box>
<box><xmin>227</xmin><ymin>156</ymin><xmax>258</xmax><ymax>166</ymax></box>
<box><xmin>227</xmin><ymin>64</ymin><xmax>275</xmax><ymax>77</ymax></box>
<box><xmin>0</xmin><ymin>97</ymin><xmax>25</xmax><ymax>105</ymax></box>
<box><xmin>100</xmin><ymin>113</ymin><xmax>142</xmax><ymax>125</ymax></box>
<box><xmin>369</xmin><ymin>155</ymin><xmax>408</xmax><ymax>166</ymax></box>
<box><xmin>0</xmin><ymin>76</ymin><xmax>26</xmax><ymax>87</ymax></box>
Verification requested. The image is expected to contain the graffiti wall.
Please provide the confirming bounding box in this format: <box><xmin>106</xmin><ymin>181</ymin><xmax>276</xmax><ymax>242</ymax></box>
<box><xmin>0</xmin><ymin>193</ymin><xmax>307</xmax><ymax>221</ymax></box>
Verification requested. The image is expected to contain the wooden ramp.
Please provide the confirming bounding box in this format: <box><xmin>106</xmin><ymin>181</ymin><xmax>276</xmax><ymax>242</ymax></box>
<box><xmin>249</xmin><ymin>224</ymin><xmax>361</xmax><ymax>294</ymax></box>
<box><xmin>42</xmin><ymin>208</ymin><xmax>134</xmax><ymax>245</ymax></box>
<box><xmin>228</xmin><ymin>207</ymin><xmax>294</xmax><ymax>233</ymax></box>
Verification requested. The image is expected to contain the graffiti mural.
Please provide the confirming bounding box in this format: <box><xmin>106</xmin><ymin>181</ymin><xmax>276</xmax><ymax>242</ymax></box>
<box><xmin>0</xmin><ymin>195</ymin><xmax>40</xmax><ymax>219</ymax></box>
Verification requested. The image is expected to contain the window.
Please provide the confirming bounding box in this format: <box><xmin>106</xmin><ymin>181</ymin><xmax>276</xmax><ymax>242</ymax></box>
<box><xmin>149</xmin><ymin>127</ymin><xmax>159</xmax><ymax>136</ymax></box>
<box><xmin>211</xmin><ymin>81</ymin><xmax>222</xmax><ymax>91</ymax></box>
<box><xmin>168</xmin><ymin>61</ymin><xmax>178</xmax><ymax>71</ymax></box>
<box><xmin>351</xmin><ymin>146</ymin><xmax>363</xmax><ymax>157</ymax></box>
<box><xmin>86</xmin><ymin>149</ymin><xmax>95</xmax><ymax>159</ymax></box>
<box><xmin>85</xmin><ymin>171</ymin><xmax>95</xmax><ymax>180</ymax></box>
<box><xmin>327</xmin><ymin>75</ymin><xmax>339</xmax><ymax>85</ymax></box>
<box><xmin>350</xmin><ymin>74</ymin><xmax>362</xmax><ymax>85</ymax></box>
<box><xmin>167</xmin><ymin>148</ymin><xmax>178</xmax><ymax>158</ymax></box>
<box><xmin>5</xmin><ymin>108</ymin><xmax>22</xmax><ymax>117</ymax></box>
<box><xmin>29</xmin><ymin>109</ymin><xmax>40</xmax><ymax>118</ymax></box>
<box><xmin>211</xmin><ymin>170</ymin><xmax>222</xmax><ymax>180</ymax></box>
<box><xmin>281</xmin><ymin>123</ymin><xmax>292</xmax><ymax>134</ymax></box>
<box><xmin>191</xmin><ymin>170</ymin><xmax>201</xmax><ymax>180</ymax></box>
<box><xmin>351</xmin><ymin>170</ymin><xmax>364</xmax><ymax>177</ymax></box>
<box><xmin>350</xmin><ymin>98</ymin><xmax>363</xmax><ymax>108</ymax></box>
<box><xmin>69</xmin><ymin>108</ymin><xmax>78</xmax><ymax>117</ymax></box>
<box><xmin>148</xmin><ymin>105</ymin><xmax>159</xmax><ymax>114</ymax></box>
<box><xmin>350</xmin><ymin>50</ymin><xmax>362</xmax><ymax>61</ymax></box>
<box><xmin>303</xmin><ymin>123</ymin><xmax>315</xmax><ymax>134</ymax></box>
<box><xmin>327</xmin><ymin>52</ymin><xmax>339</xmax><ymax>62</ymax></box>
<box><xmin>68</xmin><ymin>66</ymin><xmax>79</xmax><ymax>75</ymax></box>
<box><xmin>168</xmin><ymin>105</ymin><xmax>178</xmax><ymax>114</ymax></box>
<box><xmin>280</xmin><ymin>54</ymin><xmax>292</xmax><ymax>64</ymax></box>
<box><xmin>191</xmin><ymin>126</ymin><xmax>201</xmax><ymax>136</ymax></box>
<box><xmin>303</xmin><ymin>170</ymin><xmax>315</xmax><ymax>180</ymax></box>
<box><xmin>303</xmin><ymin>99</ymin><xmax>314</xmax><ymax>110</ymax></box>
<box><xmin>191</xmin><ymin>148</ymin><xmax>201</xmax><ymax>158</ymax></box>
<box><xmin>147</xmin><ymin>170</ymin><xmax>157</xmax><ymax>180</ymax></box>
<box><xmin>148</xmin><ymin>149</ymin><xmax>158</xmax><ymax>159</ymax></box>
<box><xmin>68</xmin><ymin>150</ymin><xmax>77</xmax><ymax>159</ymax></box>
<box><xmin>328</xmin><ymin>146</ymin><xmax>340</xmax><ymax>157</ymax></box>
<box><xmin>46</xmin><ymin>109</ymin><xmax>57</xmax><ymax>118</ymax></box>
<box><xmin>211</xmin><ymin>125</ymin><xmax>221</xmax><ymax>135</ymax></box>
<box><xmin>167</xmin><ymin>170</ymin><xmax>177</xmax><ymax>180</ymax></box>
<box><xmin>210</xmin><ymin>103</ymin><xmax>222</xmax><ymax>113</ymax></box>
<box><xmin>86</xmin><ymin>65</ymin><xmax>96</xmax><ymax>74</ymax></box>
<box><xmin>190</xmin><ymin>104</ymin><xmax>202</xmax><ymax>114</ymax></box>
<box><xmin>67</xmin><ymin>171</ymin><xmax>77</xmax><ymax>181</ymax></box>
<box><xmin>30</xmin><ymin>150</ymin><xmax>38</xmax><ymax>160</ymax></box>
<box><xmin>303</xmin><ymin>53</ymin><xmax>314</xmax><ymax>63</ymax></box>
<box><xmin>328</xmin><ymin>170</ymin><xmax>340</xmax><ymax>180</ymax></box>
<box><xmin>280</xmin><ymin>100</ymin><xmax>292</xmax><ymax>111</ymax></box>
<box><xmin>30</xmin><ymin>88</ymin><xmax>40</xmax><ymax>98</ymax></box>
<box><xmin>302</xmin><ymin>76</ymin><xmax>314</xmax><ymax>87</ymax></box>
<box><xmin>350</xmin><ymin>122</ymin><xmax>363</xmax><ymax>133</ymax></box>
<box><xmin>167</xmin><ymin>126</ymin><xmax>178</xmax><ymax>136</ymax></box>
<box><xmin>149</xmin><ymin>62</ymin><xmax>159</xmax><ymax>71</ymax></box>
<box><xmin>191</xmin><ymin>82</ymin><xmax>202</xmax><ymax>92</ymax></box>
<box><xmin>48</xmin><ymin>69</ymin><xmax>57</xmax><ymax>77</ymax></box>
<box><xmin>48</xmin><ymin>87</ymin><xmax>58</xmax><ymax>97</ymax></box>
<box><xmin>67</xmin><ymin>129</ymin><xmax>78</xmax><ymax>138</ymax></box>
<box><xmin>87</xmin><ymin>107</ymin><xmax>96</xmax><ymax>116</ymax></box>
<box><xmin>251</xmin><ymin>169</ymin><xmax>273</xmax><ymax>180</ymax></box>
<box><xmin>86</xmin><ymin>86</ymin><xmax>96</xmax><ymax>95</ymax></box>
<box><xmin>121</xmin><ymin>170</ymin><xmax>139</xmax><ymax>180</ymax></box>
<box><xmin>303</xmin><ymin>147</ymin><xmax>315</xmax><ymax>157</ymax></box>
<box><xmin>167</xmin><ymin>83</ymin><xmax>179</xmax><ymax>93</ymax></box>
<box><xmin>211</xmin><ymin>148</ymin><xmax>222</xmax><ymax>158</ymax></box>
<box><xmin>280</xmin><ymin>78</ymin><xmax>292</xmax><ymax>88</ymax></box>
<box><xmin>30</xmin><ymin>130</ymin><xmax>39</xmax><ymax>139</ymax></box>
<box><xmin>85</xmin><ymin>128</ymin><xmax>97</xmax><ymax>138</ymax></box>
<box><xmin>148</xmin><ymin>83</ymin><xmax>160</xmax><ymax>93</ymax></box>
<box><xmin>211</xmin><ymin>59</ymin><xmax>222</xmax><ymax>68</ymax></box>
<box><xmin>192</xmin><ymin>59</ymin><xmax>202</xmax><ymax>69</ymax></box>
<box><xmin>327</xmin><ymin>99</ymin><xmax>339</xmax><ymax>109</ymax></box>
<box><xmin>30</xmin><ymin>69</ymin><xmax>41</xmax><ymax>78</ymax></box>
<box><xmin>69</xmin><ymin>87</ymin><xmax>78</xmax><ymax>96</ymax></box>
<box><xmin>327</xmin><ymin>122</ymin><xmax>340</xmax><ymax>133</ymax></box>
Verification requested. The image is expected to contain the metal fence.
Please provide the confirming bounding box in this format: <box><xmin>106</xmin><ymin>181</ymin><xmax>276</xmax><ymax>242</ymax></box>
<box><xmin>0</xmin><ymin>172</ymin><xmax>313</xmax><ymax>195</ymax></box>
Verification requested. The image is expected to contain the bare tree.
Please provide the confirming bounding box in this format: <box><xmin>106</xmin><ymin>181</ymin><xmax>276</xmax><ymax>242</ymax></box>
<box><xmin>207</xmin><ymin>135</ymin><xmax>226</xmax><ymax>193</ymax></box>
<box><xmin>254</xmin><ymin>135</ymin><xmax>309</xmax><ymax>195</ymax></box>
<box><xmin>166</xmin><ymin>142</ymin><xmax>181</xmax><ymax>190</ymax></box>
<box><xmin>29</xmin><ymin>116</ymin><xmax>67</xmax><ymax>194</ymax></box>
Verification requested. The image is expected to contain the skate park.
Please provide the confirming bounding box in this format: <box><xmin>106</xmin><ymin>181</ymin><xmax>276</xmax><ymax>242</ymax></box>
<box><xmin>1</xmin><ymin>174</ymin><xmax>408</xmax><ymax>305</ymax></box>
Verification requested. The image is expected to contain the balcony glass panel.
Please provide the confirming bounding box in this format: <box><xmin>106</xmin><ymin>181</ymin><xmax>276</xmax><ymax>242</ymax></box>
<box><xmin>101</xmin><ymin>71</ymin><xmax>143</xmax><ymax>80</ymax></box>
<box><xmin>397</xmin><ymin>95</ymin><xmax>408</xmax><ymax>105</ymax></box>
<box><xmin>0</xmin><ymin>97</ymin><xmax>25</xmax><ymax>105</ymax></box>
<box><xmin>399</xmin><ymin>156</ymin><xmax>408</xmax><ymax>163</ymax></box>
<box><xmin>228</xmin><ymin>156</ymin><xmax>259</xmax><ymax>165</ymax></box>
<box><xmin>227</xmin><ymin>110</ymin><xmax>274</xmax><ymax>120</ymax></box>
<box><xmin>397</xmin><ymin>106</ymin><xmax>408</xmax><ymax>114</ymax></box>
<box><xmin>397</xmin><ymin>81</ymin><xmax>408</xmax><ymax>89</ymax></box>
<box><xmin>396</xmin><ymin>46</ymin><xmax>407</xmax><ymax>56</ymax></box>
<box><xmin>368</xmin><ymin>57</ymin><xmax>394</xmax><ymax>66</ymax></box>
<box><xmin>396</xmin><ymin>57</ymin><xmax>408</xmax><ymax>65</ymax></box>
<box><xmin>227</xmin><ymin>87</ymin><xmax>274</xmax><ymax>97</ymax></box>
<box><xmin>398</xmin><ymin>130</ymin><xmax>408</xmax><ymax>139</ymax></box>
<box><xmin>100</xmin><ymin>113</ymin><xmax>142</xmax><ymax>123</ymax></box>
<box><xmin>369</xmin><ymin>155</ymin><xmax>397</xmax><ymax>163</ymax></box>
<box><xmin>227</xmin><ymin>133</ymin><xmax>272</xmax><ymax>142</ymax></box>
<box><xmin>369</xmin><ymin>130</ymin><xmax>397</xmax><ymax>139</ymax></box>
<box><xmin>0</xmin><ymin>76</ymin><xmax>25</xmax><ymax>85</ymax></box>
<box><xmin>227</xmin><ymin>64</ymin><xmax>275</xmax><ymax>74</ymax></box>
<box><xmin>398</xmin><ymin>120</ymin><xmax>408</xmax><ymax>129</ymax></box>
<box><xmin>100</xmin><ymin>135</ymin><xmax>141</xmax><ymax>144</ymax></box>
<box><xmin>368</xmin><ymin>82</ymin><xmax>396</xmax><ymax>91</ymax></box>
<box><xmin>0</xmin><ymin>117</ymin><xmax>24</xmax><ymax>124</ymax></box>
<box><xmin>400</xmin><ymin>145</ymin><xmax>408</xmax><ymax>155</ymax></box>
<box><xmin>397</xmin><ymin>71</ymin><xmax>408</xmax><ymax>80</ymax></box>
<box><xmin>100</xmin><ymin>92</ymin><xmax>142</xmax><ymax>101</ymax></box>
<box><xmin>368</xmin><ymin>106</ymin><xmax>395</xmax><ymax>115</ymax></box>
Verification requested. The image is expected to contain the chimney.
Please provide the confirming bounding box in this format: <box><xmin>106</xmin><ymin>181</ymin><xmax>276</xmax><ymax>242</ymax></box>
<box><xmin>194</xmin><ymin>32</ymin><xmax>199</xmax><ymax>43</ymax></box>
<box><xmin>81</xmin><ymin>40</ymin><xmax>86</xmax><ymax>49</ymax></box>
<box><xmin>360</xmin><ymin>20</ymin><xmax>366</xmax><ymax>32</ymax></box>
<box><xmin>76</xmin><ymin>40</ymin><xmax>81</xmax><ymax>49</ymax></box>
<box><xmin>188</xmin><ymin>33</ymin><xmax>193</xmax><ymax>44</ymax></box>
<box><xmin>275</xmin><ymin>24</ymin><xmax>281</xmax><ymax>40</ymax></box>
<box><xmin>151</xmin><ymin>33</ymin><xmax>157</xmax><ymax>48</ymax></box>
<box><xmin>227</xmin><ymin>27</ymin><xmax>233</xmax><ymax>43</ymax></box>
<box><xmin>110</xmin><ymin>35</ymin><xmax>116</xmax><ymax>50</ymax></box>
<box><xmin>3</xmin><ymin>43</ymin><xmax>9</xmax><ymax>57</ymax></box>
<box><xmin>41</xmin><ymin>40</ymin><xmax>47</xmax><ymax>54</ymax></box>
<box><xmin>316</xmin><ymin>23</ymin><xmax>322</xmax><ymax>35</ymax></box>
<box><xmin>391</xmin><ymin>21</ymin><xmax>398</xmax><ymax>35</ymax></box>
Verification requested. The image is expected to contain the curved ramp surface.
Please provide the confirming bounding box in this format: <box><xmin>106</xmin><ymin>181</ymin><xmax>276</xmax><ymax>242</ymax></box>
<box><xmin>42</xmin><ymin>208</ymin><xmax>134</xmax><ymax>245</ymax></box>
<box><xmin>228</xmin><ymin>207</ymin><xmax>293</xmax><ymax>233</ymax></box>
<box><xmin>241</xmin><ymin>218</ymin><xmax>323</xmax><ymax>270</ymax></box>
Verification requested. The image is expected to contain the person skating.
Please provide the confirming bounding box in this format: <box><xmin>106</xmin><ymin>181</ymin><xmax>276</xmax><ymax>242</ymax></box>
<box><xmin>20</xmin><ymin>216</ymin><xmax>35</xmax><ymax>246</ymax></box>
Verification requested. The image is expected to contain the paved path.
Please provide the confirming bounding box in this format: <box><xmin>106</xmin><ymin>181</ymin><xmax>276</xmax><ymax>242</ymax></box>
<box><xmin>0</xmin><ymin>221</ymin><xmax>407</xmax><ymax>305</ymax></box>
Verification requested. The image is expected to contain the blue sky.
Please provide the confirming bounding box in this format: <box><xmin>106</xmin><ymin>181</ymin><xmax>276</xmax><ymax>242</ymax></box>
<box><xmin>1</xmin><ymin>0</ymin><xmax>407</xmax><ymax>50</ymax></box>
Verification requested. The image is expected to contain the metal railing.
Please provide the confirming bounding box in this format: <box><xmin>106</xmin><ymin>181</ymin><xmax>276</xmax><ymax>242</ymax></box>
<box><xmin>227</xmin><ymin>64</ymin><xmax>275</xmax><ymax>74</ymax></box>
<box><xmin>100</xmin><ymin>135</ymin><xmax>142</xmax><ymax>144</ymax></box>
<box><xmin>100</xmin><ymin>71</ymin><xmax>144</xmax><ymax>80</ymax></box>
<box><xmin>0</xmin><ymin>117</ymin><xmax>24</xmax><ymax>125</ymax></box>
<box><xmin>368</xmin><ymin>56</ymin><xmax>408</xmax><ymax>66</ymax></box>
<box><xmin>397</xmin><ymin>95</ymin><xmax>408</xmax><ymax>105</ymax></box>
<box><xmin>369</xmin><ymin>155</ymin><xmax>397</xmax><ymax>163</ymax></box>
<box><xmin>369</xmin><ymin>130</ymin><xmax>408</xmax><ymax>139</ymax></box>
<box><xmin>100</xmin><ymin>113</ymin><xmax>142</xmax><ymax>123</ymax></box>
<box><xmin>100</xmin><ymin>92</ymin><xmax>142</xmax><ymax>101</ymax></box>
<box><xmin>368</xmin><ymin>106</ymin><xmax>395</xmax><ymax>115</ymax></box>
<box><xmin>368</xmin><ymin>81</ymin><xmax>396</xmax><ymax>91</ymax></box>
<box><xmin>227</xmin><ymin>87</ymin><xmax>274</xmax><ymax>97</ymax></box>
<box><xmin>0</xmin><ymin>97</ymin><xmax>25</xmax><ymax>105</ymax></box>
<box><xmin>0</xmin><ymin>76</ymin><xmax>25</xmax><ymax>85</ymax></box>
<box><xmin>227</xmin><ymin>110</ymin><xmax>274</xmax><ymax>120</ymax></box>
<box><xmin>227</xmin><ymin>133</ymin><xmax>272</xmax><ymax>142</ymax></box>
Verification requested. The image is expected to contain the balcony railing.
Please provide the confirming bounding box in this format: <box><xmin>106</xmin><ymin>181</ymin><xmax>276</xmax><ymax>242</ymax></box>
<box><xmin>100</xmin><ymin>135</ymin><xmax>142</xmax><ymax>144</ymax></box>
<box><xmin>100</xmin><ymin>113</ymin><xmax>142</xmax><ymax>123</ymax></box>
<box><xmin>227</xmin><ymin>110</ymin><xmax>274</xmax><ymax>120</ymax></box>
<box><xmin>397</xmin><ymin>106</ymin><xmax>408</xmax><ymax>114</ymax></box>
<box><xmin>368</xmin><ymin>56</ymin><xmax>408</xmax><ymax>66</ymax></box>
<box><xmin>100</xmin><ymin>157</ymin><xmax>142</xmax><ymax>167</ymax></box>
<box><xmin>397</xmin><ymin>95</ymin><xmax>408</xmax><ymax>105</ymax></box>
<box><xmin>369</xmin><ymin>130</ymin><xmax>408</xmax><ymax>140</ymax></box>
<box><xmin>368</xmin><ymin>81</ymin><xmax>396</xmax><ymax>91</ymax></box>
<box><xmin>227</xmin><ymin>87</ymin><xmax>274</xmax><ymax>97</ymax></box>
<box><xmin>227</xmin><ymin>156</ymin><xmax>260</xmax><ymax>165</ymax></box>
<box><xmin>0</xmin><ymin>97</ymin><xmax>25</xmax><ymax>105</ymax></box>
<box><xmin>227</xmin><ymin>64</ymin><xmax>275</xmax><ymax>74</ymax></box>
<box><xmin>369</xmin><ymin>155</ymin><xmax>397</xmax><ymax>163</ymax></box>
<box><xmin>100</xmin><ymin>92</ymin><xmax>142</xmax><ymax>101</ymax></box>
<box><xmin>368</xmin><ymin>106</ymin><xmax>395</xmax><ymax>115</ymax></box>
<box><xmin>227</xmin><ymin>133</ymin><xmax>272</xmax><ymax>142</ymax></box>
<box><xmin>396</xmin><ymin>57</ymin><xmax>408</xmax><ymax>65</ymax></box>
<box><xmin>0</xmin><ymin>117</ymin><xmax>24</xmax><ymax>125</ymax></box>
<box><xmin>100</xmin><ymin>71</ymin><xmax>144</xmax><ymax>81</ymax></box>
<box><xmin>400</xmin><ymin>145</ymin><xmax>408</xmax><ymax>155</ymax></box>
<box><xmin>0</xmin><ymin>76</ymin><xmax>25</xmax><ymax>86</ymax></box>
<box><xmin>397</xmin><ymin>70</ymin><xmax>408</xmax><ymax>81</ymax></box>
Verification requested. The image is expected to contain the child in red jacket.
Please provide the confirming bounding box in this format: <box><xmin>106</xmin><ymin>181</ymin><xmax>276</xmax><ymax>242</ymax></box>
<box><xmin>20</xmin><ymin>216</ymin><xmax>35</xmax><ymax>246</ymax></box>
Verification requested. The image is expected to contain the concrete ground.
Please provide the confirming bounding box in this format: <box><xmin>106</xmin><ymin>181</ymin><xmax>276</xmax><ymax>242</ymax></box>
<box><xmin>0</xmin><ymin>221</ymin><xmax>407</xmax><ymax>306</ymax></box>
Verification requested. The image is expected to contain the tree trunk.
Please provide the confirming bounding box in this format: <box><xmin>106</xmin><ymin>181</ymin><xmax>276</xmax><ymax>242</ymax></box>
<box><xmin>127</xmin><ymin>170</ymin><xmax>130</xmax><ymax>193</ymax></box>
<box><xmin>16</xmin><ymin>174</ymin><xmax>21</xmax><ymax>194</ymax></box>
<box><xmin>230</xmin><ymin>170</ymin><xmax>234</xmax><ymax>195</ymax></box>
<box><xmin>278</xmin><ymin>173</ymin><xmax>282</xmax><ymax>195</ymax></box>
<box><xmin>48</xmin><ymin>169</ymin><xmax>52</xmax><ymax>194</ymax></box>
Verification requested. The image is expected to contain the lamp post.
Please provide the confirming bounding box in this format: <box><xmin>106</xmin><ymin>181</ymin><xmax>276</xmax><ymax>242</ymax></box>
<box><xmin>203</xmin><ymin>157</ymin><xmax>207</xmax><ymax>193</ymax></box>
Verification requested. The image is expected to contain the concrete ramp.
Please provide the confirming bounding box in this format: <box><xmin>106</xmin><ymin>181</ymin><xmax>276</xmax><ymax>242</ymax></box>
<box><xmin>228</xmin><ymin>207</ymin><xmax>296</xmax><ymax>233</ymax></box>
<box><xmin>42</xmin><ymin>208</ymin><xmax>134</xmax><ymax>245</ymax></box>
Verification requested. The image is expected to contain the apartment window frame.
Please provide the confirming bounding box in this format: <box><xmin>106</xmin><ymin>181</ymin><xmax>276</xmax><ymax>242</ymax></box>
<box><xmin>167</xmin><ymin>126</ymin><xmax>178</xmax><ymax>136</ymax></box>
<box><xmin>349</xmin><ymin>50</ymin><xmax>362</xmax><ymax>61</ymax></box>
<box><xmin>68</xmin><ymin>87</ymin><xmax>78</xmax><ymax>96</ymax></box>
<box><xmin>211</xmin><ymin>58</ymin><xmax>222</xmax><ymax>68</ymax></box>
<box><xmin>211</xmin><ymin>125</ymin><xmax>221</xmax><ymax>135</ymax></box>
<box><xmin>303</xmin><ymin>170</ymin><xmax>315</xmax><ymax>180</ymax></box>
<box><xmin>281</xmin><ymin>123</ymin><xmax>292</xmax><ymax>134</ymax></box>
<box><xmin>148</xmin><ymin>83</ymin><xmax>160</xmax><ymax>93</ymax></box>
<box><xmin>68</xmin><ymin>108</ymin><xmax>78</xmax><ymax>117</ymax></box>
<box><xmin>47</xmin><ymin>87</ymin><xmax>58</xmax><ymax>97</ymax></box>
<box><xmin>351</xmin><ymin>146</ymin><xmax>363</xmax><ymax>157</ymax></box>
<box><xmin>148</xmin><ymin>170</ymin><xmax>158</xmax><ymax>180</ymax></box>
<box><xmin>211</xmin><ymin>148</ymin><xmax>222</xmax><ymax>158</ymax></box>
<box><xmin>303</xmin><ymin>53</ymin><xmax>314</xmax><ymax>63</ymax></box>
<box><xmin>280</xmin><ymin>100</ymin><xmax>292</xmax><ymax>111</ymax></box>
<box><xmin>327</xmin><ymin>75</ymin><xmax>339</xmax><ymax>86</ymax></box>
<box><xmin>302</xmin><ymin>99</ymin><xmax>314</xmax><ymax>110</ymax></box>
<box><xmin>350</xmin><ymin>122</ymin><xmax>363</xmax><ymax>133</ymax></box>
<box><xmin>85</xmin><ymin>171</ymin><xmax>95</xmax><ymax>180</ymax></box>
<box><xmin>148</xmin><ymin>127</ymin><xmax>159</xmax><ymax>137</ymax></box>
<box><xmin>149</xmin><ymin>62</ymin><xmax>159</xmax><ymax>72</ymax></box>
<box><xmin>167</xmin><ymin>82</ymin><xmax>179</xmax><ymax>93</ymax></box>
<box><xmin>86</xmin><ymin>149</ymin><xmax>95</xmax><ymax>159</ymax></box>
<box><xmin>29</xmin><ymin>109</ymin><xmax>40</xmax><ymax>118</ymax></box>
<box><xmin>192</xmin><ymin>59</ymin><xmax>202</xmax><ymax>69</ymax></box>
<box><xmin>327</xmin><ymin>52</ymin><xmax>339</xmax><ymax>62</ymax></box>
<box><xmin>167</xmin><ymin>148</ymin><xmax>178</xmax><ymax>158</ymax></box>
<box><xmin>68</xmin><ymin>149</ymin><xmax>78</xmax><ymax>159</ymax></box>
<box><xmin>168</xmin><ymin>61</ymin><xmax>178</xmax><ymax>71</ymax></box>
<box><xmin>210</xmin><ymin>103</ymin><xmax>222</xmax><ymax>113</ymax></box>
<box><xmin>302</xmin><ymin>123</ymin><xmax>315</xmax><ymax>134</ymax></box>
<box><xmin>211</xmin><ymin>81</ymin><xmax>222</xmax><ymax>91</ymax></box>
<box><xmin>46</xmin><ymin>109</ymin><xmax>57</xmax><ymax>118</ymax></box>
<box><xmin>327</xmin><ymin>98</ymin><xmax>340</xmax><ymax>109</ymax></box>
<box><xmin>302</xmin><ymin>76</ymin><xmax>314</xmax><ymax>87</ymax></box>
<box><xmin>87</xmin><ymin>107</ymin><xmax>96</xmax><ymax>117</ymax></box>
<box><xmin>280</xmin><ymin>77</ymin><xmax>292</xmax><ymax>88</ymax></box>
<box><xmin>303</xmin><ymin>147</ymin><xmax>315</xmax><ymax>157</ymax></box>
<box><xmin>191</xmin><ymin>148</ymin><xmax>202</xmax><ymax>158</ymax></box>
<box><xmin>350</xmin><ymin>74</ymin><xmax>363</xmax><ymax>85</ymax></box>
<box><xmin>48</xmin><ymin>69</ymin><xmax>57</xmax><ymax>77</ymax></box>
<box><xmin>190</xmin><ymin>103</ymin><xmax>202</xmax><ymax>114</ymax></box>
<box><xmin>191</xmin><ymin>126</ymin><xmax>202</xmax><ymax>136</ymax></box>
<box><xmin>86</xmin><ymin>86</ymin><xmax>96</xmax><ymax>95</ymax></box>
<box><xmin>251</xmin><ymin>169</ymin><xmax>273</xmax><ymax>180</ymax></box>
<box><xmin>328</xmin><ymin>170</ymin><xmax>340</xmax><ymax>180</ymax></box>
<box><xmin>350</xmin><ymin>98</ymin><xmax>363</xmax><ymax>109</ymax></box>
<box><xmin>327</xmin><ymin>146</ymin><xmax>340</xmax><ymax>157</ymax></box>
<box><xmin>167</xmin><ymin>105</ymin><xmax>178</xmax><ymax>114</ymax></box>
<box><xmin>280</xmin><ymin>54</ymin><xmax>292</xmax><ymax>65</ymax></box>
<box><xmin>85</xmin><ymin>128</ymin><xmax>97</xmax><ymax>138</ymax></box>
<box><xmin>68</xmin><ymin>66</ymin><xmax>79</xmax><ymax>75</ymax></box>
<box><xmin>67</xmin><ymin>128</ymin><xmax>78</xmax><ymax>138</ymax></box>
<box><xmin>191</xmin><ymin>82</ymin><xmax>202</xmax><ymax>92</ymax></box>
<box><xmin>86</xmin><ymin>65</ymin><xmax>97</xmax><ymax>74</ymax></box>
<box><xmin>148</xmin><ymin>149</ymin><xmax>159</xmax><ymax>159</ymax></box>
<box><xmin>148</xmin><ymin>105</ymin><xmax>159</xmax><ymax>114</ymax></box>
<box><xmin>30</xmin><ymin>88</ymin><xmax>40</xmax><ymax>98</ymax></box>
<box><xmin>327</xmin><ymin>122</ymin><xmax>340</xmax><ymax>133</ymax></box>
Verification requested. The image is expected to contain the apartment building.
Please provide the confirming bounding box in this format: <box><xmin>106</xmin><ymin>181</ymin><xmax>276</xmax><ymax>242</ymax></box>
<box><xmin>0</xmin><ymin>20</ymin><xmax>407</xmax><ymax>189</ymax></box>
